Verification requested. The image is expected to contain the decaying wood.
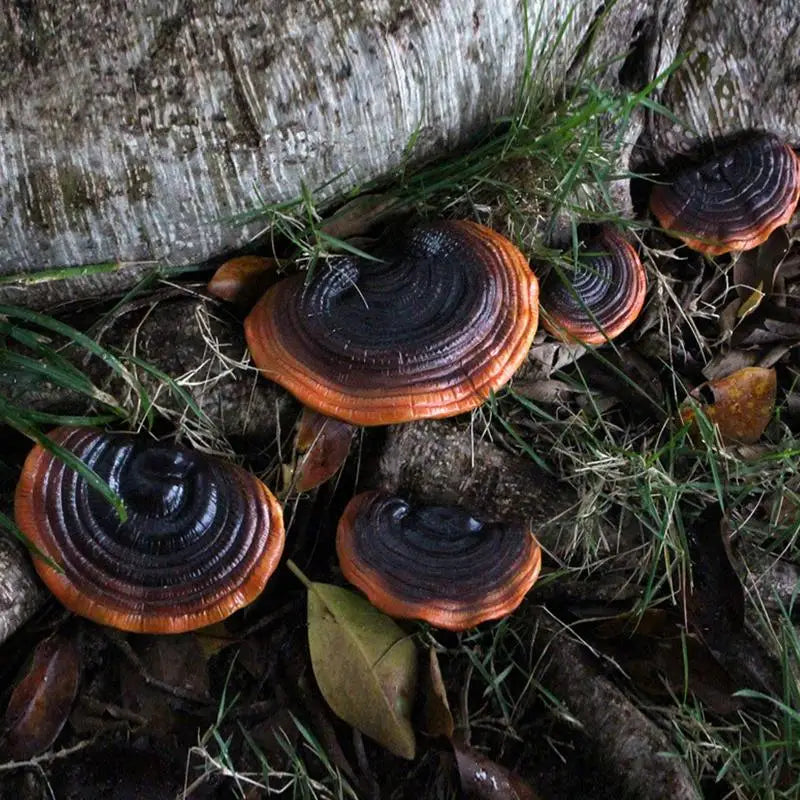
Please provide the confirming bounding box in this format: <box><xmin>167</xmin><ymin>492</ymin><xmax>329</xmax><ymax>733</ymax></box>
<box><xmin>538</xmin><ymin>614</ymin><xmax>702</xmax><ymax>800</ymax></box>
<box><xmin>86</xmin><ymin>291</ymin><xmax>296</xmax><ymax>451</ymax></box>
<box><xmin>377</xmin><ymin>419</ymin><xmax>580</xmax><ymax>553</ymax></box>
<box><xmin>3</xmin><ymin>290</ymin><xmax>294</xmax><ymax>452</ymax></box>
<box><xmin>0</xmin><ymin>536</ymin><xmax>45</xmax><ymax>646</ymax></box>
<box><xmin>0</xmin><ymin>0</ymin><xmax>669</xmax><ymax>305</ymax></box>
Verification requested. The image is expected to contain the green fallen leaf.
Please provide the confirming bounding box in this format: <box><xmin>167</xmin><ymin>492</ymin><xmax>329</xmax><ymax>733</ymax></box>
<box><xmin>288</xmin><ymin>561</ymin><xmax>418</xmax><ymax>759</ymax></box>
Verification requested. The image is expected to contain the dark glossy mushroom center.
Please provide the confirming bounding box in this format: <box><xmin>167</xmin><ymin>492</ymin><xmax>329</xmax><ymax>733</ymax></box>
<box><xmin>346</xmin><ymin>493</ymin><xmax>533</xmax><ymax>605</ymax></box>
<box><xmin>40</xmin><ymin>430</ymin><xmax>269</xmax><ymax>602</ymax></box>
<box><xmin>116</xmin><ymin>446</ymin><xmax>193</xmax><ymax>517</ymax></box>
<box><xmin>292</xmin><ymin>226</ymin><xmax>493</xmax><ymax>378</ymax></box>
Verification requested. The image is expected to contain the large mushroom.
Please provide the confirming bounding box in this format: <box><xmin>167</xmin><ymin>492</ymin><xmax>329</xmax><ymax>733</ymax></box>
<box><xmin>538</xmin><ymin>225</ymin><xmax>646</xmax><ymax>345</ymax></box>
<box><xmin>14</xmin><ymin>427</ymin><xmax>285</xmax><ymax>633</ymax></box>
<box><xmin>336</xmin><ymin>490</ymin><xmax>542</xmax><ymax>630</ymax></box>
<box><xmin>650</xmin><ymin>133</ymin><xmax>800</xmax><ymax>255</ymax></box>
<box><xmin>244</xmin><ymin>220</ymin><xmax>539</xmax><ymax>425</ymax></box>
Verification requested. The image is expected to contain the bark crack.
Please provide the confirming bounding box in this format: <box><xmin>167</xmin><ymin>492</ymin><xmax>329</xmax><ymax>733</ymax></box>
<box><xmin>220</xmin><ymin>34</ymin><xmax>263</xmax><ymax>150</ymax></box>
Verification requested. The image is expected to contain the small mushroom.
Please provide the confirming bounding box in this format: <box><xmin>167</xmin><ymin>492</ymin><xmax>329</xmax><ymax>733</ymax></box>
<box><xmin>207</xmin><ymin>255</ymin><xmax>279</xmax><ymax>308</ymax></box>
<box><xmin>244</xmin><ymin>220</ymin><xmax>539</xmax><ymax>425</ymax></box>
<box><xmin>14</xmin><ymin>427</ymin><xmax>285</xmax><ymax>633</ymax></box>
<box><xmin>650</xmin><ymin>134</ymin><xmax>800</xmax><ymax>255</ymax></box>
<box><xmin>539</xmin><ymin>225</ymin><xmax>646</xmax><ymax>345</ymax></box>
<box><xmin>336</xmin><ymin>491</ymin><xmax>542</xmax><ymax>630</ymax></box>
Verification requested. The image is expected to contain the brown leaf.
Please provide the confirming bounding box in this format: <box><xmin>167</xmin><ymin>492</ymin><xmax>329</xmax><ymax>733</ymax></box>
<box><xmin>453</xmin><ymin>739</ymin><xmax>540</xmax><ymax>800</ymax></box>
<box><xmin>1</xmin><ymin>632</ymin><xmax>80</xmax><ymax>760</ymax></box>
<box><xmin>681</xmin><ymin>366</ymin><xmax>776</xmax><ymax>444</ymax></box>
<box><xmin>511</xmin><ymin>378</ymin><xmax>576</xmax><ymax>405</ymax></box>
<box><xmin>422</xmin><ymin>648</ymin><xmax>454</xmax><ymax>740</ymax></box>
<box><xmin>681</xmin><ymin>507</ymin><xmax>779</xmax><ymax>696</ymax></box>
<box><xmin>732</xmin><ymin>228</ymin><xmax>790</xmax><ymax>301</ymax></box>
<box><xmin>207</xmin><ymin>255</ymin><xmax>279</xmax><ymax>308</ymax></box>
<box><xmin>701</xmin><ymin>350</ymin><xmax>758</xmax><ymax>382</ymax></box>
<box><xmin>525</xmin><ymin>340</ymin><xmax>585</xmax><ymax>380</ymax></box>
<box><xmin>194</xmin><ymin>621</ymin><xmax>239</xmax><ymax>660</ymax></box>
<box><xmin>119</xmin><ymin>635</ymin><xmax>210</xmax><ymax>735</ymax></box>
<box><xmin>592</xmin><ymin>609</ymin><xmax>741</xmax><ymax>716</ymax></box>
<box><xmin>294</xmin><ymin>408</ymin><xmax>355</xmax><ymax>492</ymax></box>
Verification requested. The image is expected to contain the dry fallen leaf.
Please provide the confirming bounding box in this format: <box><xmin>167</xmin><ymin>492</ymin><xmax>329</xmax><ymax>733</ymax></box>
<box><xmin>289</xmin><ymin>563</ymin><xmax>418</xmax><ymax>759</ymax></box>
<box><xmin>681</xmin><ymin>366</ymin><xmax>777</xmax><ymax>444</ymax></box>
<box><xmin>207</xmin><ymin>255</ymin><xmax>278</xmax><ymax>308</ymax></box>
<box><xmin>119</xmin><ymin>634</ymin><xmax>211</xmax><ymax>736</ymax></box>
<box><xmin>684</xmin><ymin>506</ymin><xmax>744</xmax><ymax>652</ymax></box>
<box><xmin>294</xmin><ymin>408</ymin><xmax>355</xmax><ymax>492</ymax></box>
<box><xmin>732</xmin><ymin>228</ymin><xmax>790</xmax><ymax>302</ymax></box>
<box><xmin>453</xmin><ymin>737</ymin><xmax>540</xmax><ymax>800</ymax></box>
<box><xmin>0</xmin><ymin>632</ymin><xmax>80</xmax><ymax>760</ymax></box>
<box><xmin>592</xmin><ymin>608</ymin><xmax>741</xmax><ymax>716</ymax></box>
<box><xmin>423</xmin><ymin>647</ymin><xmax>454</xmax><ymax>740</ymax></box>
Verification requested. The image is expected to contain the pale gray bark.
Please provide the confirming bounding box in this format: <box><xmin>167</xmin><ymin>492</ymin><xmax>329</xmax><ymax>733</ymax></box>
<box><xmin>0</xmin><ymin>0</ymin><xmax>664</xmax><ymax>304</ymax></box>
<box><xmin>0</xmin><ymin>536</ymin><xmax>45</xmax><ymax>645</ymax></box>
<box><xmin>645</xmin><ymin>0</ymin><xmax>800</xmax><ymax>162</ymax></box>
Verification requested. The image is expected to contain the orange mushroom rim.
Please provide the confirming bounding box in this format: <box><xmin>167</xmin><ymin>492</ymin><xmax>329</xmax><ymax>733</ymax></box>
<box><xmin>650</xmin><ymin>133</ymin><xmax>800</xmax><ymax>256</ymax></box>
<box><xmin>336</xmin><ymin>491</ymin><xmax>543</xmax><ymax>631</ymax></box>
<box><xmin>14</xmin><ymin>427</ymin><xmax>286</xmax><ymax>634</ymax></box>
<box><xmin>244</xmin><ymin>220</ymin><xmax>540</xmax><ymax>426</ymax></box>
<box><xmin>538</xmin><ymin>225</ymin><xmax>647</xmax><ymax>346</ymax></box>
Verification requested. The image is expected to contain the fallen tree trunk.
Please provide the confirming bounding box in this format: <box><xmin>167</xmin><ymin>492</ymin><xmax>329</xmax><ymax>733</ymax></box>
<box><xmin>0</xmin><ymin>0</ymin><xmax>673</xmax><ymax>303</ymax></box>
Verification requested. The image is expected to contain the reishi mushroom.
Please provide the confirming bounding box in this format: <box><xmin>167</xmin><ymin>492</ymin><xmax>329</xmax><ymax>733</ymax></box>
<box><xmin>14</xmin><ymin>427</ymin><xmax>285</xmax><ymax>633</ymax></box>
<box><xmin>650</xmin><ymin>133</ymin><xmax>800</xmax><ymax>255</ymax></box>
<box><xmin>336</xmin><ymin>490</ymin><xmax>542</xmax><ymax>630</ymax></box>
<box><xmin>538</xmin><ymin>225</ymin><xmax>646</xmax><ymax>345</ymax></box>
<box><xmin>244</xmin><ymin>220</ymin><xmax>539</xmax><ymax>425</ymax></box>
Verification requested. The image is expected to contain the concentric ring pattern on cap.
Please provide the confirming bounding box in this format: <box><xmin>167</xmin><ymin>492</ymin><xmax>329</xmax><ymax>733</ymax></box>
<box><xmin>244</xmin><ymin>220</ymin><xmax>539</xmax><ymax>425</ymax></box>
<box><xmin>650</xmin><ymin>134</ymin><xmax>800</xmax><ymax>255</ymax></box>
<box><xmin>14</xmin><ymin>427</ymin><xmax>285</xmax><ymax>633</ymax></box>
<box><xmin>336</xmin><ymin>490</ymin><xmax>542</xmax><ymax>630</ymax></box>
<box><xmin>540</xmin><ymin>225</ymin><xmax>646</xmax><ymax>345</ymax></box>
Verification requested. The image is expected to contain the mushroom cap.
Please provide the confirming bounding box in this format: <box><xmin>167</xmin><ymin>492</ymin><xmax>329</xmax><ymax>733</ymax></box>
<box><xmin>539</xmin><ymin>225</ymin><xmax>646</xmax><ymax>345</ymax></box>
<box><xmin>650</xmin><ymin>134</ymin><xmax>800</xmax><ymax>255</ymax></box>
<box><xmin>14</xmin><ymin>427</ymin><xmax>285</xmax><ymax>633</ymax></box>
<box><xmin>336</xmin><ymin>490</ymin><xmax>542</xmax><ymax>630</ymax></box>
<box><xmin>207</xmin><ymin>255</ymin><xmax>278</xmax><ymax>308</ymax></box>
<box><xmin>244</xmin><ymin>220</ymin><xmax>539</xmax><ymax>425</ymax></box>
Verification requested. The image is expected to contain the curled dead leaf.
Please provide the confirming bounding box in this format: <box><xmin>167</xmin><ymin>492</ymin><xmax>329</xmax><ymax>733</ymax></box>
<box><xmin>294</xmin><ymin>408</ymin><xmax>355</xmax><ymax>492</ymax></box>
<box><xmin>684</xmin><ymin>506</ymin><xmax>744</xmax><ymax>651</ymax></box>
<box><xmin>423</xmin><ymin>648</ymin><xmax>454</xmax><ymax>740</ymax></box>
<box><xmin>681</xmin><ymin>366</ymin><xmax>777</xmax><ymax>444</ymax></box>
<box><xmin>1</xmin><ymin>632</ymin><xmax>80</xmax><ymax>760</ymax></box>
<box><xmin>453</xmin><ymin>738</ymin><xmax>540</xmax><ymax>800</ymax></box>
<box><xmin>732</xmin><ymin>228</ymin><xmax>790</xmax><ymax>302</ymax></box>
